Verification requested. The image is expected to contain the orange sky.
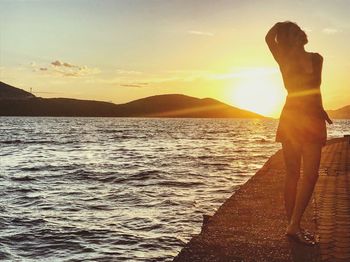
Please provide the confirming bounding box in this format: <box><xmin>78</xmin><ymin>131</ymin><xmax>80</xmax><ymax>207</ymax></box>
<box><xmin>1</xmin><ymin>0</ymin><xmax>349</xmax><ymax>117</ymax></box>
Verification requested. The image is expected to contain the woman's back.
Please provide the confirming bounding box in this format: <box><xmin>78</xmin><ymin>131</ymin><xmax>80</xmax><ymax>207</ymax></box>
<box><xmin>278</xmin><ymin>52</ymin><xmax>325</xmax><ymax>116</ymax></box>
<box><xmin>279</xmin><ymin>52</ymin><xmax>323</xmax><ymax>95</ymax></box>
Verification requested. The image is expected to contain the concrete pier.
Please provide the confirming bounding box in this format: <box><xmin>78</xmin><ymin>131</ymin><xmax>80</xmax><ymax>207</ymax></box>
<box><xmin>173</xmin><ymin>136</ymin><xmax>350</xmax><ymax>262</ymax></box>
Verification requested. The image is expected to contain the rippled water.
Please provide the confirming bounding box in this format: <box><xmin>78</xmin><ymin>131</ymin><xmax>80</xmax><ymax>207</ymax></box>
<box><xmin>0</xmin><ymin>117</ymin><xmax>348</xmax><ymax>261</ymax></box>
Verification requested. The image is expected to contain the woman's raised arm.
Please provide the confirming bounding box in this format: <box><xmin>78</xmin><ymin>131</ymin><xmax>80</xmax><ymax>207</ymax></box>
<box><xmin>265</xmin><ymin>22</ymin><xmax>283</xmax><ymax>63</ymax></box>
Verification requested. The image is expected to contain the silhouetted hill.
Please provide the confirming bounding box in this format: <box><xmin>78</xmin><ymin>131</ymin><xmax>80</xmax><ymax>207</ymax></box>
<box><xmin>0</xmin><ymin>82</ymin><xmax>266</xmax><ymax>118</ymax></box>
<box><xmin>0</xmin><ymin>81</ymin><xmax>35</xmax><ymax>99</ymax></box>
<box><xmin>327</xmin><ymin>105</ymin><xmax>350</xmax><ymax>119</ymax></box>
<box><xmin>0</xmin><ymin>97</ymin><xmax>118</xmax><ymax>116</ymax></box>
<box><xmin>116</xmin><ymin>94</ymin><xmax>264</xmax><ymax>118</ymax></box>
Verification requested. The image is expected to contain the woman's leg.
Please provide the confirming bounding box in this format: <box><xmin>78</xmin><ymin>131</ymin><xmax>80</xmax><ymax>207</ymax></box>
<box><xmin>287</xmin><ymin>143</ymin><xmax>322</xmax><ymax>233</ymax></box>
<box><xmin>282</xmin><ymin>141</ymin><xmax>302</xmax><ymax>223</ymax></box>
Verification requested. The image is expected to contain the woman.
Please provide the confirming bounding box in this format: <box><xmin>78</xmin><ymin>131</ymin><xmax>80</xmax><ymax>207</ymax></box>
<box><xmin>265</xmin><ymin>21</ymin><xmax>332</xmax><ymax>245</ymax></box>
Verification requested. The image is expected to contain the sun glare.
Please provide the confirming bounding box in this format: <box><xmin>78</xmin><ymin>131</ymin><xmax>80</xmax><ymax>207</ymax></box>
<box><xmin>227</xmin><ymin>74</ymin><xmax>286</xmax><ymax>117</ymax></box>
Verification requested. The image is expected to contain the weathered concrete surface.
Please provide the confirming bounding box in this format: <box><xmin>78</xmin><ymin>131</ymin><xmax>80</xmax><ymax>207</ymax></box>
<box><xmin>173</xmin><ymin>137</ymin><xmax>349</xmax><ymax>262</ymax></box>
<box><xmin>314</xmin><ymin>137</ymin><xmax>350</xmax><ymax>262</ymax></box>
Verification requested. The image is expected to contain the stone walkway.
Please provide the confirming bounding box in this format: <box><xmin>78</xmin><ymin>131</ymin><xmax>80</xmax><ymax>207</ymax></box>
<box><xmin>314</xmin><ymin>136</ymin><xmax>350</xmax><ymax>262</ymax></box>
<box><xmin>173</xmin><ymin>136</ymin><xmax>349</xmax><ymax>262</ymax></box>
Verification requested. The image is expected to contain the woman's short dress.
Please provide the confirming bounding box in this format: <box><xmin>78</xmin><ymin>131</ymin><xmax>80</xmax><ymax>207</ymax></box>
<box><xmin>275</xmin><ymin>52</ymin><xmax>328</xmax><ymax>146</ymax></box>
<box><xmin>275</xmin><ymin>94</ymin><xmax>327</xmax><ymax>146</ymax></box>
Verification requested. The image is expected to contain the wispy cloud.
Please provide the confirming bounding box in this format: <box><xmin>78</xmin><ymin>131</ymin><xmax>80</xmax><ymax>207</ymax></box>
<box><xmin>322</xmin><ymin>27</ymin><xmax>341</xmax><ymax>34</ymax></box>
<box><xmin>119</xmin><ymin>83</ymin><xmax>149</xmax><ymax>88</ymax></box>
<box><xmin>51</xmin><ymin>60</ymin><xmax>78</xmax><ymax>68</ymax></box>
<box><xmin>187</xmin><ymin>30</ymin><xmax>214</xmax><ymax>37</ymax></box>
<box><xmin>31</xmin><ymin>60</ymin><xmax>100</xmax><ymax>77</ymax></box>
<box><xmin>51</xmin><ymin>60</ymin><xmax>63</xmax><ymax>67</ymax></box>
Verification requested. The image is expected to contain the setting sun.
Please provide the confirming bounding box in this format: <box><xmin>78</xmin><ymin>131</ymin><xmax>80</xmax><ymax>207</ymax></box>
<box><xmin>228</xmin><ymin>73</ymin><xmax>286</xmax><ymax>117</ymax></box>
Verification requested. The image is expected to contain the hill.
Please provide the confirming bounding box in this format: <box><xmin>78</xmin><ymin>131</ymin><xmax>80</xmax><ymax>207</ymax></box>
<box><xmin>327</xmin><ymin>105</ymin><xmax>350</xmax><ymax>119</ymax></box>
<box><xmin>0</xmin><ymin>97</ymin><xmax>119</xmax><ymax>116</ymax></box>
<box><xmin>0</xmin><ymin>81</ymin><xmax>35</xmax><ymax>99</ymax></box>
<box><xmin>0</xmin><ymin>81</ymin><xmax>265</xmax><ymax>118</ymax></box>
<box><xmin>115</xmin><ymin>94</ymin><xmax>263</xmax><ymax>118</ymax></box>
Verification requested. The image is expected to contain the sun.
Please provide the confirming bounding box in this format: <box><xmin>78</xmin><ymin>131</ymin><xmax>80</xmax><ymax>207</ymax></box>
<box><xmin>227</xmin><ymin>74</ymin><xmax>286</xmax><ymax>117</ymax></box>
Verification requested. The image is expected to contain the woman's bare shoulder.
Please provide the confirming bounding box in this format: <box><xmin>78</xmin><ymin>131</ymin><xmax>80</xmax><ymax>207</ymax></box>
<box><xmin>312</xmin><ymin>52</ymin><xmax>323</xmax><ymax>62</ymax></box>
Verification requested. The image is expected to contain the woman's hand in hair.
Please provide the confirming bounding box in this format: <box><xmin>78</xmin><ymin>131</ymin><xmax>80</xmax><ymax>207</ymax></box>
<box><xmin>265</xmin><ymin>22</ymin><xmax>283</xmax><ymax>44</ymax></box>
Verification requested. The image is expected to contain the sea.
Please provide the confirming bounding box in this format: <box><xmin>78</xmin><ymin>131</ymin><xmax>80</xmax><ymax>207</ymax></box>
<box><xmin>0</xmin><ymin>117</ymin><xmax>348</xmax><ymax>261</ymax></box>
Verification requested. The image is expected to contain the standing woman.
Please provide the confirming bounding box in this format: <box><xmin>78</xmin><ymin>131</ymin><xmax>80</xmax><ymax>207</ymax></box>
<box><xmin>265</xmin><ymin>21</ymin><xmax>332</xmax><ymax>245</ymax></box>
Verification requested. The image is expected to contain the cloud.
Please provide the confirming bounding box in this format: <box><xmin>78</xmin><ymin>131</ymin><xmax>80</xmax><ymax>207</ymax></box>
<box><xmin>30</xmin><ymin>60</ymin><xmax>100</xmax><ymax>77</ymax></box>
<box><xmin>187</xmin><ymin>30</ymin><xmax>214</xmax><ymax>37</ymax></box>
<box><xmin>67</xmin><ymin>65</ymin><xmax>100</xmax><ymax>77</ymax></box>
<box><xmin>51</xmin><ymin>60</ymin><xmax>62</xmax><ymax>66</ymax></box>
<box><xmin>322</xmin><ymin>28</ymin><xmax>341</xmax><ymax>34</ymax></box>
<box><xmin>63</xmin><ymin>62</ymin><xmax>75</xmax><ymax>68</ymax></box>
<box><xmin>119</xmin><ymin>83</ymin><xmax>149</xmax><ymax>88</ymax></box>
<box><xmin>51</xmin><ymin>60</ymin><xmax>78</xmax><ymax>68</ymax></box>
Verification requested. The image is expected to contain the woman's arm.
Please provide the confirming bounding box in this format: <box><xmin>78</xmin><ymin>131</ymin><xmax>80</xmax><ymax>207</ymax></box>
<box><xmin>265</xmin><ymin>22</ymin><xmax>283</xmax><ymax>63</ymax></box>
<box><xmin>312</xmin><ymin>53</ymin><xmax>333</xmax><ymax>124</ymax></box>
<box><xmin>313</xmin><ymin>53</ymin><xmax>323</xmax><ymax>87</ymax></box>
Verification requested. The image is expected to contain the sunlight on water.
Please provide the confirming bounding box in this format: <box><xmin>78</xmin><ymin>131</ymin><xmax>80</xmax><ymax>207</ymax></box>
<box><xmin>0</xmin><ymin>117</ymin><xmax>348</xmax><ymax>261</ymax></box>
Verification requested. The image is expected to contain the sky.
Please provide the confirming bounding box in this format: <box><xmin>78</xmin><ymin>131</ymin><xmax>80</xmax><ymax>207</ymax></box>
<box><xmin>1</xmin><ymin>0</ymin><xmax>349</xmax><ymax>117</ymax></box>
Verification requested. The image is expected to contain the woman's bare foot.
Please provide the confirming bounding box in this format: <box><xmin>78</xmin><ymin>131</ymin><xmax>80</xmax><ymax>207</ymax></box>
<box><xmin>300</xmin><ymin>228</ymin><xmax>317</xmax><ymax>242</ymax></box>
<box><xmin>285</xmin><ymin>231</ymin><xmax>316</xmax><ymax>246</ymax></box>
<box><xmin>285</xmin><ymin>223</ymin><xmax>300</xmax><ymax>235</ymax></box>
<box><xmin>285</xmin><ymin>224</ymin><xmax>316</xmax><ymax>245</ymax></box>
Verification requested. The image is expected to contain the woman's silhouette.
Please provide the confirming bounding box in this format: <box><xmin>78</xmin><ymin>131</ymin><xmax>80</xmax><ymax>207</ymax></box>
<box><xmin>265</xmin><ymin>22</ymin><xmax>332</xmax><ymax>245</ymax></box>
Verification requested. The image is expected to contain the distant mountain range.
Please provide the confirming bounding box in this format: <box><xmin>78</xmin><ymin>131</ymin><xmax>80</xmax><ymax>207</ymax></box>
<box><xmin>1</xmin><ymin>81</ymin><xmax>348</xmax><ymax>118</ymax></box>
<box><xmin>0</xmin><ymin>81</ymin><xmax>264</xmax><ymax>118</ymax></box>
